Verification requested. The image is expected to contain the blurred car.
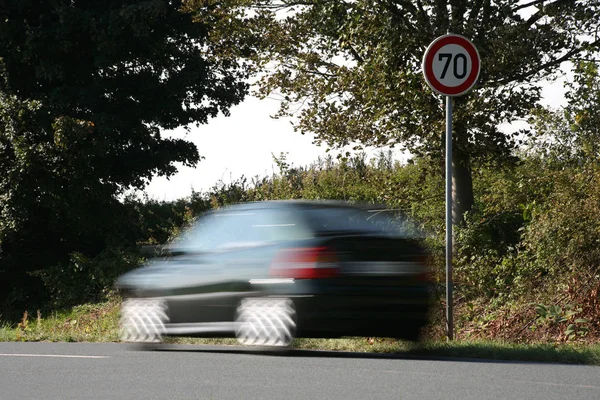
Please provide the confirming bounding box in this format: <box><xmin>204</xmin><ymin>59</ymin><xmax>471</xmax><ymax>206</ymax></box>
<box><xmin>116</xmin><ymin>200</ymin><xmax>432</xmax><ymax>346</ymax></box>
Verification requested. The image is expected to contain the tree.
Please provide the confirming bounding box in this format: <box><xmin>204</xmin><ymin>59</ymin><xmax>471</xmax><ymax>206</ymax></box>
<box><xmin>0</xmin><ymin>0</ymin><xmax>249</xmax><ymax>187</ymax></box>
<box><xmin>529</xmin><ymin>61</ymin><xmax>600</xmax><ymax>166</ymax></box>
<box><xmin>0</xmin><ymin>0</ymin><xmax>249</xmax><ymax>311</ymax></box>
<box><xmin>184</xmin><ymin>0</ymin><xmax>600</xmax><ymax>223</ymax></box>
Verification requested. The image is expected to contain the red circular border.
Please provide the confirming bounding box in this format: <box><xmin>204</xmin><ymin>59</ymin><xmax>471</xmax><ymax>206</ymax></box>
<box><xmin>423</xmin><ymin>35</ymin><xmax>480</xmax><ymax>96</ymax></box>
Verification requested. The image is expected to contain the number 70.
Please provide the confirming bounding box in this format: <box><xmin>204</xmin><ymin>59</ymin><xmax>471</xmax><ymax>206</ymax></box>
<box><xmin>438</xmin><ymin>53</ymin><xmax>468</xmax><ymax>79</ymax></box>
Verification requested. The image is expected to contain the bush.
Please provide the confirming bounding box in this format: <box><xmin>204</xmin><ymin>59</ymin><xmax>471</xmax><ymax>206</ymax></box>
<box><xmin>521</xmin><ymin>166</ymin><xmax>600</xmax><ymax>277</ymax></box>
<box><xmin>32</xmin><ymin>248</ymin><xmax>144</xmax><ymax>309</ymax></box>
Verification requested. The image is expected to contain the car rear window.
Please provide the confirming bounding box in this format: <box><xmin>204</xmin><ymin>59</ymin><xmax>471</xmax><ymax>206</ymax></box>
<box><xmin>302</xmin><ymin>206</ymin><xmax>417</xmax><ymax>237</ymax></box>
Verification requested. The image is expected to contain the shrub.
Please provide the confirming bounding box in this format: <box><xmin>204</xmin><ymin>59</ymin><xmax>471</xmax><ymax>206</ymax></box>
<box><xmin>32</xmin><ymin>248</ymin><xmax>144</xmax><ymax>309</ymax></box>
<box><xmin>520</xmin><ymin>165</ymin><xmax>600</xmax><ymax>280</ymax></box>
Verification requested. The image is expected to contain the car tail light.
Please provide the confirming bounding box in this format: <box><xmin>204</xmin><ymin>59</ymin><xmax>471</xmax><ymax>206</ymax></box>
<box><xmin>270</xmin><ymin>246</ymin><xmax>340</xmax><ymax>279</ymax></box>
<box><xmin>414</xmin><ymin>254</ymin><xmax>432</xmax><ymax>282</ymax></box>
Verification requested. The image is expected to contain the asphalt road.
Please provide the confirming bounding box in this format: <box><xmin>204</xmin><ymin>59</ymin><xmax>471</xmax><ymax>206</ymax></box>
<box><xmin>1</xmin><ymin>342</ymin><xmax>599</xmax><ymax>400</ymax></box>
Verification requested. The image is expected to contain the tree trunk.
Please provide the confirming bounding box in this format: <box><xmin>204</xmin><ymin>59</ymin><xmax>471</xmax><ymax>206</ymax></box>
<box><xmin>451</xmin><ymin>147</ymin><xmax>474</xmax><ymax>226</ymax></box>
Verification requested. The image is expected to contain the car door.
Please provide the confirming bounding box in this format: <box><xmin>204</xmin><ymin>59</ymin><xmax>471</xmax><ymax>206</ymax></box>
<box><xmin>206</xmin><ymin>206</ymin><xmax>314</xmax><ymax>322</ymax></box>
<box><xmin>162</xmin><ymin>210</ymin><xmax>243</xmax><ymax>325</ymax></box>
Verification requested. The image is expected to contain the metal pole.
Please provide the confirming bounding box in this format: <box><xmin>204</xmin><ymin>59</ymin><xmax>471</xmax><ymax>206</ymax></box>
<box><xmin>445</xmin><ymin>95</ymin><xmax>453</xmax><ymax>341</ymax></box>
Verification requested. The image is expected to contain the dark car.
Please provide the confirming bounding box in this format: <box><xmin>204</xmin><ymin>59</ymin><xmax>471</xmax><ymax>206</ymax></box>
<box><xmin>116</xmin><ymin>200</ymin><xmax>432</xmax><ymax>347</ymax></box>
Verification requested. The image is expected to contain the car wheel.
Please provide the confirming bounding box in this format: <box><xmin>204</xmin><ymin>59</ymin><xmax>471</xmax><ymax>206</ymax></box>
<box><xmin>398</xmin><ymin>321</ymin><xmax>424</xmax><ymax>342</ymax></box>
<box><xmin>120</xmin><ymin>298</ymin><xmax>169</xmax><ymax>344</ymax></box>
<box><xmin>235</xmin><ymin>298</ymin><xmax>296</xmax><ymax>347</ymax></box>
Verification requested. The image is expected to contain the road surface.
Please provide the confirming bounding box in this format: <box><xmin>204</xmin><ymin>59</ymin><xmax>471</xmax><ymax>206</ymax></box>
<box><xmin>0</xmin><ymin>342</ymin><xmax>598</xmax><ymax>400</ymax></box>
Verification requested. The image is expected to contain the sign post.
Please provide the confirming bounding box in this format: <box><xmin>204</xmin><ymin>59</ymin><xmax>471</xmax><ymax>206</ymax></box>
<box><xmin>422</xmin><ymin>34</ymin><xmax>480</xmax><ymax>340</ymax></box>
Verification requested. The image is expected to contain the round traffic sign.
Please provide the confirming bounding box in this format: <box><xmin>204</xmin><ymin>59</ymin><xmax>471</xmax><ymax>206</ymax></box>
<box><xmin>422</xmin><ymin>34</ymin><xmax>480</xmax><ymax>96</ymax></box>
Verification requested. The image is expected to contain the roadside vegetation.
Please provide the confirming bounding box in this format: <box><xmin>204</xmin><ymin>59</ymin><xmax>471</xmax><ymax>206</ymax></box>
<box><xmin>2</xmin><ymin>297</ymin><xmax>599</xmax><ymax>366</ymax></box>
<box><xmin>1</xmin><ymin>1</ymin><xmax>599</xmax><ymax>365</ymax></box>
<box><xmin>0</xmin><ymin>297</ymin><xmax>121</xmax><ymax>343</ymax></box>
<box><xmin>2</xmin><ymin>63</ymin><xmax>600</xmax><ymax>352</ymax></box>
<box><xmin>2</xmin><ymin>95</ymin><xmax>600</xmax><ymax>357</ymax></box>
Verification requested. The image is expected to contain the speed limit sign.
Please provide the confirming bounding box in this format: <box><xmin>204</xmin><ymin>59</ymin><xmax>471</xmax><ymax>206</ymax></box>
<box><xmin>422</xmin><ymin>33</ymin><xmax>480</xmax><ymax>341</ymax></box>
<box><xmin>422</xmin><ymin>34</ymin><xmax>480</xmax><ymax>96</ymax></box>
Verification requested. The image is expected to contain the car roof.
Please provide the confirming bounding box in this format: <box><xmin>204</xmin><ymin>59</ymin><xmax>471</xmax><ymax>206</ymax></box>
<box><xmin>215</xmin><ymin>200</ymin><xmax>387</xmax><ymax>212</ymax></box>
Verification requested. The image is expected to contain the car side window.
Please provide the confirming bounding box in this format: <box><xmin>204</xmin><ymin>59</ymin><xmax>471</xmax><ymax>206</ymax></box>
<box><xmin>248</xmin><ymin>208</ymin><xmax>312</xmax><ymax>243</ymax></box>
<box><xmin>172</xmin><ymin>207</ymin><xmax>311</xmax><ymax>252</ymax></box>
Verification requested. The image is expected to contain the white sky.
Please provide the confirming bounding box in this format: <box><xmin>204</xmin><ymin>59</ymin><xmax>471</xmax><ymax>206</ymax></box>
<box><xmin>144</xmin><ymin>65</ymin><xmax>572</xmax><ymax>201</ymax></box>
<box><xmin>145</xmin><ymin>96</ymin><xmax>340</xmax><ymax>201</ymax></box>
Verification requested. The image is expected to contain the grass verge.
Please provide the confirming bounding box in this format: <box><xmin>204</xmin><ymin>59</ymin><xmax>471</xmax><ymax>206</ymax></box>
<box><xmin>1</xmin><ymin>301</ymin><xmax>598</xmax><ymax>365</ymax></box>
<box><xmin>0</xmin><ymin>299</ymin><xmax>120</xmax><ymax>342</ymax></box>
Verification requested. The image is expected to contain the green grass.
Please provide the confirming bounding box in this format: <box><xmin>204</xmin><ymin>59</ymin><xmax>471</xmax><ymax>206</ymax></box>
<box><xmin>0</xmin><ymin>323</ymin><xmax>18</xmax><ymax>342</ymax></box>
<box><xmin>1</xmin><ymin>300</ymin><xmax>599</xmax><ymax>365</ymax></box>
<box><xmin>0</xmin><ymin>299</ymin><xmax>120</xmax><ymax>343</ymax></box>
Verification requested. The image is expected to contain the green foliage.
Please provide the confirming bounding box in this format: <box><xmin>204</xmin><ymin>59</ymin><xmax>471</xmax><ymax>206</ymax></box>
<box><xmin>450</xmin><ymin>155</ymin><xmax>554</xmax><ymax>301</ymax></box>
<box><xmin>533</xmin><ymin>303</ymin><xmax>590</xmax><ymax>341</ymax></box>
<box><xmin>534</xmin><ymin>304</ymin><xmax>580</xmax><ymax>325</ymax></box>
<box><xmin>446</xmin><ymin>63</ymin><xmax>600</xmax><ymax>341</ymax></box>
<box><xmin>528</xmin><ymin>61</ymin><xmax>600</xmax><ymax>167</ymax></box>
<box><xmin>184</xmin><ymin>0</ymin><xmax>600</xmax><ymax>224</ymax></box>
<box><xmin>0</xmin><ymin>299</ymin><xmax>121</xmax><ymax>343</ymax></box>
<box><xmin>185</xmin><ymin>0</ymin><xmax>599</xmax><ymax>158</ymax></box>
<box><xmin>518</xmin><ymin>63</ymin><xmax>600</xmax><ymax>287</ymax></box>
<box><xmin>520</xmin><ymin>165</ymin><xmax>600</xmax><ymax>281</ymax></box>
<box><xmin>31</xmin><ymin>249</ymin><xmax>144</xmax><ymax>309</ymax></box>
<box><xmin>4</xmin><ymin>55</ymin><xmax>600</xmax><ymax>343</ymax></box>
<box><xmin>208</xmin><ymin>176</ymin><xmax>253</xmax><ymax>208</ymax></box>
<box><xmin>0</xmin><ymin>94</ymin><xmax>133</xmax><ymax>313</ymax></box>
<box><xmin>455</xmin><ymin>211</ymin><xmax>524</xmax><ymax>300</ymax></box>
<box><xmin>452</xmin><ymin>158</ymin><xmax>600</xmax><ymax>311</ymax></box>
<box><xmin>124</xmin><ymin>191</ymin><xmax>211</xmax><ymax>245</ymax></box>
<box><xmin>1</xmin><ymin>0</ymin><xmax>249</xmax><ymax>187</ymax></box>
<box><xmin>0</xmin><ymin>0</ymin><xmax>250</xmax><ymax>312</ymax></box>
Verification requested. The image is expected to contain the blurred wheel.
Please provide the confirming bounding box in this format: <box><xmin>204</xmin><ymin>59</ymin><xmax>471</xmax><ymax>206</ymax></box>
<box><xmin>235</xmin><ymin>298</ymin><xmax>296</xmax><ymax>346</ymax></box>
<box><xmin>396</xmin><ymin>320</ymin><xmax>424</xmax><ymax>342</ymax></box>
<box><xmin>120</xmin><ymin>298</ymin><xmax>169</xmax><ymax>343</ymax></box>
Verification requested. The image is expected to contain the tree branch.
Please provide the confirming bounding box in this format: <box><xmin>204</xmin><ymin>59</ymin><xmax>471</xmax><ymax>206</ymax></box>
<box><xmin>449</xmin><ymin>0</ymin><xmax>468</xmax><ymax>31</ymax></box>
<box><xmin>416</xmin><ymin>0</ymin><xmax>433</xmax><ymax>33</ymax></box>
<box><xmin>297</xmin><ymin>68</ymin><xmax>338</xmax><ymax>78</ymax></box>
<box><xmin>467</xmin><ymin>0</ymin><xmax>486</xmax><ymax>26</ymax></box>
<box><xmin>524</xmin><ymin>11</ymin><xmax>545</xmax><ymax>29</ymax></box>
<box><xmin>388</xmin><ymin>0</ymin><xmax>431</xmax><ymax>32</ymax></box>
<box><xmin>476</xmin><ymin>0</ymin><xmax>491</xmax><ymax>41</ymax></box>
<box><xmin>347</xmin><ymin>46</ymin><xmax>364</xmax><ymax>64</ymax></box>
<box><xmin>433</xmin><ymin>0</ymin><xmax>449</xmax><ymax>32</ymax></box>
<box><xmin>515</xmin><ymin>0</ymin><xmax>575</xmax><ymax>29</ymax></box>
<box><xmin>511</xmin><ymin>0</ymin><xmax>547</xmax><ymax>13</ymax></box>
<box><xmin>255</xmin><ymin>0</ymin><xmax>320</xmax><ymax>10</ymax></box>
<box><xmin>489</xmin><ymin>38</ymin><xmax>600</xmax><ymax>86</ymax></box>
